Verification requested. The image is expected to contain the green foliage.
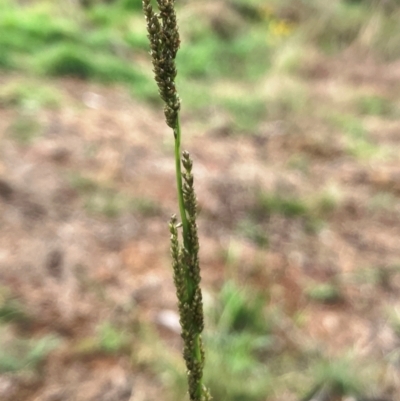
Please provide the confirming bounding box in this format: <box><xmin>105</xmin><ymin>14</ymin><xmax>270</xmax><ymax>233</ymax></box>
<box><xmin>221</xmin><ymin>97</ymin><xmax>266</xmax><ymax>133</ymax></box>
<box><xmin>256</xmin><ymin>192</ymin><xmax>309</xmax><ymax>218</ymax></box>
<box><xmin>385</xmin><ymin>301</ymin><xmax>400</xmax><ymax>338</ymax></box>
<box><xmin>131</xmin><ymin>197</ymin><xmax>161</xmax><ymax>217</ymax></box>
<box><xmin>74</xmin><ymin>321</ymin><xmax>131</xmax><ymax>356</ymax></box>
<box><xmin>249</xmin><ymin>187</ymin><xmax>340</xmax><ymax>235</ymax></box>
<box><xmin>0</xmin><ymin>1</ymin><xmax>153</xmax><ymax>94</ymax></box>
<box><xmin>0</xmin><ymin>50</ymin><xmax>13</xmax><ymax>69</ymax></box>
<box><xmin>356</xmin><ymin>94</ymin><xmax>394</xmax><ymax>117</ymax></box>
<box><xmin>37</xmin><ymin>44</ymin><xmax>95</xmax><ymax>79</ymax></box>
<box><xmin>68</xmin><ymin>172</ymin><xmax>161</xmax><ymax>218</ymax></box>
<box><xmin>0</xmin><ymin>329</ymin><xmax>60</xmax><ymax>374</ymax></box>
<box><xmin>326</xmin><ymin>112</ymin><xmax>382</xmax><ymax>159</ymax></box>
<box><xmin>204</xmin><ymin>333</ymin><xmax>272</xmax><ymax>401</ymax></box>
<box><xmin>236</xmin><ymin>218</ymin><xmax>269</xmax><ymax>247</ymax></box>
<box><xmin>305</xmin><ymin>281</ymin><xmax>343</xmax><ymax>305</ymax></box>
<box><xmin>130</xmin><ymin>74</ymin><xmax>160</xmax><ymax>103</ymax></box>
<box><xmin>96</xmin><ymin>321</ymin><xmax>130</xmax><ymax>354</ymax></box>
<box><xmin>287</xmin><ymin>153</ymin><xmax>310</xmax><ymax>173</ymax></box>
<box><xmin>163</xmin><ymin>282</ymin><xmax>273</xmax><ymax>401</ymax></box>
<box><xmin>118</xmin><ymin>0</ymin><xmax>143</xmax><ymax>11</ymax></box>
<box><xmin>311</xmin><ymin>187</ymin><xmax>341</xmax><ymax>216</ymax></box>
<box><xmin>7</xmin><ymin>114</ymin><xmax>42</xmax><ymax>145</ymax></box>
<box><xmin>0</xmin><ymin>291</ymin><xmax>30</xmax><ymax>325</ymax></box>
<box><xmin>301</xmin><ymin>1</ymin><xmax>370</xmax><ymax>54</ymax></box>
<box><xmin>0</xmin><ymin>5</ymin><xmax>79</xmax><ymax>54</ymax></box>
<box><xmin>178</xmin><ymin>81</ymin><xmax>212</xmax><ymax>111</ymax></box>
<box><xmin>0</xmin><ymin>80</ymin><xmax>61</xmax><ymax>110</ymax></box>
<box><xmin>370</xmin><ymin>12</ymin><xmax>400</xmax><ymax>60</ymax></box>
<box><xmin>177</xmin><ymin>31</ymin><xmax>271</xmax><ymax>81</ymax></box>
<box><xmin>306</xmin><ymin>355</ymin><xmax>365</xmax><ymax>398</ymax></box>
<box><xmin>328</xmin><ymin>113</ymin><xmax>367</xmax><ymax>140</ymax></box>
<box><xmin>204</xmin><ymin>282</ymin><xmax>273</xmax><ymax>401</ymax></box>
<box><xmin>84</xmin><ymin>188</ymin><xmax>133</xmax><ymax>218</ymax></box>
<box><xmin>86</xmin><ymin>0</ymin><xmax>143</xmax><ymax>25</ymax></box>
<box><xmin>36</xmin><ymin>43</ymin><xmax>147</xmax><ymax>84</ymax></box>
<box><xmin>353</xmin><ymin>264</ymin><xmax>400</xmax><ymax>290</ymax></box>
<box><xmin>212</xmin><ymin>281</ymin><xmax>270</xmax><ymax>335</ymax></box>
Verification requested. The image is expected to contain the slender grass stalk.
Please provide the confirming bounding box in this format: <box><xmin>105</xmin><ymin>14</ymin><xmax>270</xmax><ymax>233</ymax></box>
<box><xmin>142</xmin><ymin>1</ymin><xmax>211</xmax><ymax>400</ymax></box>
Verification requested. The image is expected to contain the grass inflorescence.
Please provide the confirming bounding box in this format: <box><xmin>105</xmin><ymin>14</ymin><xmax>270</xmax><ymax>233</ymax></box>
<box><xmin>142</xmin><ymin>1</ymin><xmax>210</xmax><ymax>400</ymax></box>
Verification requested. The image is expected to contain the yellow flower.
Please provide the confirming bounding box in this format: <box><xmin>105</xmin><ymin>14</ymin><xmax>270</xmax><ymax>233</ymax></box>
<box><xmin>269</xmin><ymin>20</ymin><xmax>294</xmax><ymax>37</ymax></box>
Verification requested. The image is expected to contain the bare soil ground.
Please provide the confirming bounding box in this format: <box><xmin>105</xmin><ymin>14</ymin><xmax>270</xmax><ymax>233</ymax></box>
<box><xmin>1</xmin><ymin>51</ymin><xmax>400</xmax><ymax>400</ymax></box>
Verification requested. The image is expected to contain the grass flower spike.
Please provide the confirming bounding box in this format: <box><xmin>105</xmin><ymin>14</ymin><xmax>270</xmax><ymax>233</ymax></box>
<box><xmin>142</xmin><ymin>0</ymin><xmax>180</xmax><ymax>128</ymax></box>
<box><xmin>142</xmin><ymin>1</ymin><xmax>211</xmax><ymax>400</ymax></box>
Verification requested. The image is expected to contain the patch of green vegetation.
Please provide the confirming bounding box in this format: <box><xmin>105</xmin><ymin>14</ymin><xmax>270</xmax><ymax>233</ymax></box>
<box><xmin>75</xmin><ymin>321</ymin><xmax>131</xmax><ymax>356</ymax></box>
<box><xmin>205</xmin><ymin>283</ymin><xmax>275</xmax><ymax>401</ymax></box>
<box><xmin>68</xmin><ymin>172</ymin><xmax>162</xmax><ymax>218</ymax></box>
<box><xmin>371</xmin><ymin>13</ymin><xmax>400</xmax><ymax>61</ymax></box>
<box><xmin>7</xmin><ymin>114</ymin><xmax>42</xmax><ymax>145</ymax></box>
<box><xmin>131</xmin><ymin>197</ymin><xmax>162</xmax><ymax>217</ymax></box>
<box><xmin>204</xmin><ymin>332</ymin><xmax>272</xmax><ymax>401</ymax></box>
<box><xmin>326</xmin><ymin>112</ymin><xmax>382</xmax><ymax>160</ymax></box>
<box><xmin>0</xmin><ymin>80</ymin><xmax>61</xmax><ymax>110</ymax></box>
<box><xmin>84</xmin><ymin>188</ymin><xmax>132</xmax><ymax>218</ymax></box>
<box><xmin>0</xmin><ymin>289</ymin><xmax>30</xmax><ymax>325</ymax></box>
<box><xmin>0</xmin><ymin>4</ymin><xmax>80</xmax><ymax>55</ymax></box>
<box><xmin>249</xmin><ymin>187</ymin><xmax>340</xmax><ymax>235</ymax></box>
<box><xmin>346</xmin><ymin>137</ymin><xmax>381</xmax><ymax>160</ymax></box>
<box><xmin>68</xmin><ymin>173</ymin><xmax>131</xmax><ymax>217</ymax></box>
<box><xmin>351</xmin><ymin>266</ymin><xmax>385</xmax><ymax>287</ymax></box>
<box><xmin>68</xmin><ymin>173</ymin><xmax>99</xmax><ymax>193</ymax></box>
<box><xmin>122</xmin><ymin>12</ymin><xmax>153</xmax><ymax>51</ymax></box>
<box><xmin>287</xmin><ymin>153</ymin><xmax>311</xmax><ymax>173</ymax></box>
<box><xmin>0</xmin><ymin>299</ymin><xmax>28</xmax><ymax>324</ymax></box>
<box><xmin>236</xmin><ymin>218</ymin><xmax>269</xmax><ymax>247</ymax></box>
<box><xmin>86</xmin><ymin>0</ymin><xmax>140</xmax><ymax>27</ymax></box>
<box><xmin>163</xmin><ymin>281</ymin><xmax>274</xmax><ymax>401</ymax></box>
<box><xmin>0</xmin><ymin>1</ymin><xmax>155</xmax><ymax>98</ymax></box>
<box><xmin>387</xmin><ymin>306</ymin><xmax>400</xmax><ymax>337</ymax></box>
<box><xmin>356</xmin><ymin>94</ymin><xmax>394</xmax><ymax>117</ymax></box>
<box><xmin>0</xmin><ymin>50</ymin><xmax>14</xmax><ymax>69</ymax></box>
<box><xmin>271</xmin><ymin>38</ymin><xmax>308</xmax><ymax>74</ymax></box>
<box><xmin>177</xmin><ymin>28</ymin><xmax>272</xmax><ymax>81</ymax></box>
<box><xmin>221</xmin><ymin>96</ymin><xmax>266</xmax><ymax>133</ymax></box>
<box><xmin>328</xmin><ymin>113</ymin><xmax>367</xmax><ymax>140</ymax></box>
<box><xmin>130</xmin><ymin>76</ymin><xmax>160</xmax><ymax>104</ymax></box>
<box><xmin>150</xmin><ymin>277</ymin><xmax>375</xmax><ymax>400</ymax></box>
<box><xmin>311</xmin><ymin>186</ymin><xmax>342</xmax><ymax>216</ymax></box>
<box><xmin>264</xmin><ymin>0</ymin><xmax>374</xmax><ymax>56</ymax></box>
<box><xmin>306</xmin><ymin>2</ymin><xmax>370</xmax><ymax>54</ymax></box>
<box><xmin>83</xmin><ymin>28</ymin><xmax>127</xmax><ymax>53</ymax></box>
<box><xmin>96</xmin><ymin>321</ymin><xmax>130</xmax><ymax>354</ymax></box>
<box><xmin>212</xmin><ymin>281</ymin><xmax>271</xmax><ymax>335</ymax></box>
<box><xmin>118</xmin><ymin>0</ymin><xmax>144</xmax><ymax>11</ymax></box>
<box><xmin>177</xmin><ymin>80</ymin><xmax>213</xmax><ymax>113</ymax></box>
<box><xmin>255</xmin><ymin>192</ymin><xmax>309</xmax><ymax>218</ymax></box>
<box><xmin>36</xmin><ymin>44</ymin><xmax>96</xmax><ymax>79</ymax></box>
<box><xmin>35</xmin><ymin>43</ymin><xmax>143</xmax><ymax>83</ymax></box>
<box><xmin>305</xmin><ymin>281</ymin><xmax>343</xmax><ymax>305</ymax></box>
<box><xmin>305</xmin><ymin>354</ymin><xmax>368</xmax><ymax>399</ymax></box>
<box><xmin>0</xmin><ymin>329</ymin><xmax>60</xmax><ymax>374</ymax></box>
<box><xmin>353</xmin><ymin>264</ymin><xmax>400</xmax><ymax>290</ymax></box>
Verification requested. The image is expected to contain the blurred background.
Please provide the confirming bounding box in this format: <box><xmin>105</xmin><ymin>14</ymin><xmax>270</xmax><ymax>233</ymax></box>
<box><xmin>1</xmin><ymin>0</ymin><xmax>400</xmax><ymax>400</ymax></box>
